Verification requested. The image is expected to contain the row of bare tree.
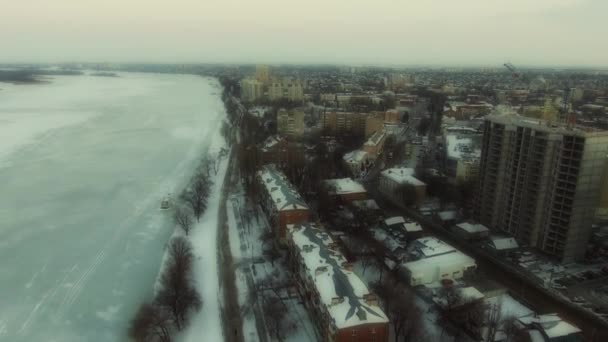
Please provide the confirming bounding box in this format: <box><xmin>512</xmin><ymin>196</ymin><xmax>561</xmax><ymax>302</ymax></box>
<box><xmin>129</xmin><ymin>154</ymin><xmax>220</xmax><ymax>341</ymax></box>
<box><xmin>129</xmin><ymin>237</ymin><xmax>202</xmax><ymax>342</ymax></box>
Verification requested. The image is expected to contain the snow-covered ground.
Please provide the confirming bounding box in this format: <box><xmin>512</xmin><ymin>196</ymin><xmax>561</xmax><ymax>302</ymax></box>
<box><xmin>179</xmin><ymin>132</ymin><xmax>228</xmax><ymax>342</ymax></box>
<box><xmin>0</xmin><ymin>73</ymin><xmax>226</xmax><ymax>341</ymax></box>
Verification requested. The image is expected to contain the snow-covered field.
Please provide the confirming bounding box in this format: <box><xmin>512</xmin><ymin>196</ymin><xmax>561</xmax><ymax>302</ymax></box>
<box><xmin>0</xmin><ymin>73</ymin><xmax>226</xmax><ymax>341</ymax></box>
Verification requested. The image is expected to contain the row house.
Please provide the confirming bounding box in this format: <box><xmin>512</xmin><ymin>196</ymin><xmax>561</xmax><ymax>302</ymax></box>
<box><xmin>257</xmin><ymin>165</ymin><xmax>310</xmax><ymax>241</ymax></box>
<box><xmin>286</xmin><ymin>222</ymin><xmax>389</xmax><ymax>342</ymax></box>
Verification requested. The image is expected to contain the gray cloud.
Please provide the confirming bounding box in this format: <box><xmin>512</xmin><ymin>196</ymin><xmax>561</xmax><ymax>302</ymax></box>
<box><xmin>2</xmin><ymin>0</ymin><xmax>606</xmax><ymax>67</ymax></box>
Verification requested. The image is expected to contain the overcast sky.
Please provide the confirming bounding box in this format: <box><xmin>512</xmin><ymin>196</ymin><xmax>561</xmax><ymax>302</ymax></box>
<box><xmin>2</xmin><ymin>0</ymin><xmax>606</xmax><ymax>67</ymax></box>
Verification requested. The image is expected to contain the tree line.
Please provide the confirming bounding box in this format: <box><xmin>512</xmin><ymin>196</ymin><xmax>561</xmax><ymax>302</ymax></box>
<box><xmin>128</xmin><ymin>143</ymin><xmax>221</xmax><ymax>341</ymax></box>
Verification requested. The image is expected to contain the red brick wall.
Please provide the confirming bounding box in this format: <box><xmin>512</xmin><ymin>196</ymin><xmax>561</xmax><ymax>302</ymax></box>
<box><xmin>277</xmin><ymin>209</ymin><xmax>310</xmax><ymax>238</ymax></box>
<box><xmin>339</xmin><ymin>192</ymin><xmax>368</xmax><ymax>204</ymax></box>
<box><xmin>334</xmin><ymin>322</ymin><xmax>389</xmax><ymax>342</ymax></box>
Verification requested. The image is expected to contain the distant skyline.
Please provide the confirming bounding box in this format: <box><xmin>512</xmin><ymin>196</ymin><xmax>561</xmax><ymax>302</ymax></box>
<box><xmin>3</xmin><ymin>0</ymin><xmax>607</xmax><ymax>67</ymax></box>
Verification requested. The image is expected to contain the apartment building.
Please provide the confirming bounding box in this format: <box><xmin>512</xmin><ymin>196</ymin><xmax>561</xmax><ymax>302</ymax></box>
<box><xmin>322</xmin><ymin>112</ymin><xmax>369</xmax><ymax>136</ymax></box>
<box><xmin>476</xmin><ymin>115</ymin><xmax>608</xmax><ymax>262</ymax></box>
<box><xmin>240</xmin><ymin>78</ymin><xmax>263</xmax><ymax>102</ymax></box>
<box><xmin>257</xmin><ymin>165</ymin><xmax>310</xmax><ymax>241</ymax></box>
<box><xmin>286</xmin><ymin>222</ymin><xmax>389</xmax><ymax>342</ymax></box>
<box><xmin>277</xmin><ymin>108</ymin><xmax>305</xmax><ymax>139</ymax></box>
<box><xmin>255</xmin><ymin>64</ymin><xmax>270</xmax><ymax>84</ymax></box>
<box><xmin>268</xmin><ymin>79</ymin><xmax>304</xmax><ymax>101</ymax></box>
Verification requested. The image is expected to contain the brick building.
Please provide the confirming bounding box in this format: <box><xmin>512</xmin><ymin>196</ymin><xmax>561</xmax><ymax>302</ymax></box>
<box><xmin>322</xmin><ymin>112</ymin><xmax>370</xmax><ymax>136</ymax></box>
<box><xmin>324</xmin><ymin>178</ymin><xmax>368</xmax><ymax>204</ymax></box>
<box><xmin>378</xmin><ymin>167</ymin><xmax>426</xmax><ymax>205</ymax></box>
<box><xmin>257</xmin><ymin>165</ymin><xmax>309</xmax><ymax>241</ymax></box>
<box><xmin>286</xmin><ymin>222</ymin><xmax>389</xmax><ymax>342</ymax></box>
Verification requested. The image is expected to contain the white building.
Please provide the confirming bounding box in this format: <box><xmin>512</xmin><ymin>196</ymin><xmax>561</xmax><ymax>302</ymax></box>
<box><xmin>379</xmin><ymin>167</ymin><xmax>426</xmax><ymax>205</ymax></box>
<box><xmin>403</xmin><ymin>237</ymin><xmax>476</xmax><ymax>286</ymax></box>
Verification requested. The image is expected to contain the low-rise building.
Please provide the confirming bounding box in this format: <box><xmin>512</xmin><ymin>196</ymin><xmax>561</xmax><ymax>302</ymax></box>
<box><xmin>516</xmin><ymin>313</ymin><xmax>582</xmax><ymax>342</ymax></box>
<box><xmin>379</xmin><ymin>168</ymin><xmax>426</xmax><ymax>206</ymax></box>
<box><xmin>488</xmin><ymin>237</ymin><xmax>519</xmax><ymax>252</ymax></box>
<box><xmin>362</xmin><ymin>130</ymin><xmax>386</xmax><ymax>159</ymax></box>
<box><xmin>343</xmin><ymin>150</ymin><xmax>371</xmax><ymax>176</ymax></box>
<box><xmin>286</xmin><ymin>222</ymin><xmax>390</xmax><ymax>342</ymax></box>
<box><xmin>324</xmin><ymin>178</ymin><xmax>367</xmax><ymax>204</ymax></box>
<box><xmin>257</xmin><ymin>165</ymin><xmax>310</xmax><ymax>241</ymax></box>
<box><xmin>452</xmin><ymin>222</ymin><xmax>490</xmax><ymax>241</ymax></box>
<box><xmin>258</xmin><ymin>135</ymin><xmax>305</xmax><ymax>166</ymax></box>
<box><xmin>403</xmin><ymin>237</ymin><xmax>476</xmax><ymax>286</ymax></box>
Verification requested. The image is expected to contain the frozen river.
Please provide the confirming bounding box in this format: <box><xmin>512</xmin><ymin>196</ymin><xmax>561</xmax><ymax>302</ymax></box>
<box><xmin>0</xmin><ymin>73</ymin><xmax>226</xmax><ymax>341</ymax></box>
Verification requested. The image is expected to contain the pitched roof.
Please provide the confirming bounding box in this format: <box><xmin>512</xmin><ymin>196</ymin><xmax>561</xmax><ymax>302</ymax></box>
<box><xmin>288</xmin><ymin>223</ymin><xmax>389</xmax><ymax>329</ymax></box>
<box><xmin>258</xmin><ymin>164</ymin><xmax>308</xmax><ymax>211</ymax></box>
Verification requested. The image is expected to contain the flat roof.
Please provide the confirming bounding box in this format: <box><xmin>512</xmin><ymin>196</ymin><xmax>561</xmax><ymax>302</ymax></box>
<box><xmin>325</xmin><ymin>178</ymin><xmax>366</xmax><ymax>195</ymax></box>
<box><xmin>412</xmin><ymin>237</ymin><xmax>456</xmax><ymax>258</ymax></box>
<box><xmin>381</xmin><ymin>168</ymin><xmax>425</xmax><ymax>186</ymax></box>
<box><xmin>455</xmin><ymin>222</ymin><xmax>489</xmax><ymax>234</ymax></box>
<box><xmin>486</xmin><ymin>114</ymin><xmax>608</xmax><ymax>137</ymax></box>
<box><xmin>403</xmin><ymin>251</ymin><xmax>476</xmax><ymax>276</ymax></box>
<box><xmin>287</xmin><ymin>223</ymin><xmax>389</xmax><ymax>329</ymax></box>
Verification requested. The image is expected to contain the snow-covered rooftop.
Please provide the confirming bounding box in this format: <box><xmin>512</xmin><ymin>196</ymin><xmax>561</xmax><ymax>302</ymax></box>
<box><xmin>437</xmin><ymin>210</ymin><xmax>458</xmax><ymax>221</ymax></box>
<box><xmin>404</xmin><ymin>222</ymin><xmax>423</xmax><ymax>233</ymax></box>
<box><xmin>351</xmin><ymin>199</ymin><xmax>380</xmax><ymax>211</ymax></box>
<box><xmin>403</xmin><ymin>251</ymin><xmax>476</xmax><ymax>279</ymax></box>
<box><xmin>257</xmin><ymin>164</ymin><xmax>308</xmax><ymax>211</ymax></box>
<box><xmin>384</xmin><ymin>216</ymin><xmax>405</xmax><ymax>226</ymax></box>
<box><xmin>445</xmin><ymin>134</ymin><xmax>480</xmax><ymax>160</ymax></box>
<box><xmin>325</xmin><ymin>178</ymin><xmax>367</xmax><ymax>195</ymax></box>
<box><xmin>455</xmin><ymin>222</ymin><xmax>489</xmax><ymax>234</ymax></box>
<box><xmin>518</xmin><ymin>313</ymin><xmax>581</xmax><ymax>339</ymax></box>
<box><xmin>433</xmin><ymin>287</ymin><xmax>484</xmax><ymax>308</ymax></box>
<box><xmin>364</xmin><ymin>130</ymin><xmax>386</xmax><ymax>147</ymax></box>
<box><xmin>381</xmin><ymin>167</ymin><xmax>425</xmax><ymax>186</ymax></box>
<box><xmin>260</xmin><ymin>135</ymin><xmax>283</xmax><ymax>152</ymax></box>
<box><xmin>343</xmin><ymin>149</ymin><xmax>368</xmax><ymax>163</ymax></box>
<box><xmin>287</xmin><ymin>223</ymin><xmax>389</xmax><ymax>329</ymax></box>
<box><xmin>412</xmin><ymin>237</ymin><xmax>456</xmax><ymax>257</ymax></box>
<box><xmin>490</xmin><ymin>237</ymin><xmax>519</xmax><ymax>250</ymax></box>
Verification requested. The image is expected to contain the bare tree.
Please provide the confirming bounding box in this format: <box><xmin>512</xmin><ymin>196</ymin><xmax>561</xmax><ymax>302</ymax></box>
<box><xmin>263</xmin><ymin>245</ymin><xmax>281</xmax><ymax>267</ymax></box>
<box><xmin>484</xmin><ymin>300</ymin><xmax>503</xmax><ymax>342</ymax></box>
<box><xmin>173</xmin><ymin>206</ymin><xmax>194</xmax><ymax>236</ymax></box>
<box><xmin>262</xmin><ymin>296</ymin><xmax>296</xmax><ymax>342</ymax></box>
<box><xmin>128</xmin><ymin>302</ymin><xmax>172</xmax><ymax>342</ymax></box>
<box><xmin>181</xmin><ymin>173</ymin><xmax>211</xmax><ymax>221</ymax></box>
<box><xmin>502</xmin><ymin>315</ymin><xmax>520</xmax><ymax>342</ymax></box>
<box><xmin>156</xmin><ymin>237</ymin><xmax>202</xmax><ymax>330</ymax></box>
<box><xmin>372</xmin><ymin>276</ymin><xmax>422</xmax><ymax>342</ymax></box>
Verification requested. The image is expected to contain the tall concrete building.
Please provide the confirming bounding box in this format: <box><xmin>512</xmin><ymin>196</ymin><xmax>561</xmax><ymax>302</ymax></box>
<box><xmin>255</xmin><ymin>64</ymin><xmax>270</xmax><ymax>84</ymax></box>
<box><xmin>277</xmin><ymin>108</ymin><xmax>305</xmax><ymax>139</ymax></box>
<box><xmin>268</xmin><ymin>80</ymin><xmax>283</xmax><ymax>101</ymax></box>
<box><xmin>476</xmin><ymin>115</ymin><xmax>608</xmax><ymax>262</ymax></box>
<box><xmin>240</xmin><ymin>78</ymin><xmax>263</xmax><ymax>102</ymax></box>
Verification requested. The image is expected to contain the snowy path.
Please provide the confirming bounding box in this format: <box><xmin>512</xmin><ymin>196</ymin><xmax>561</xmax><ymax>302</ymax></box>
<box><xmin>0</xmin><ymin>73</ymin><xmax>226</xmax><ymax>341</ymax></box>
<box><xmin>179</xmin><ymin>115</ymin><xmax>229</xmax><ymax>342</ymax></box>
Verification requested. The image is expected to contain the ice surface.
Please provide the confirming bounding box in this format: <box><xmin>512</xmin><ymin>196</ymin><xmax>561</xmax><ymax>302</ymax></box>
<box><xmin>0</xmin><ymin>73</ymin><xmax>226</xmax><ymax>341</ymax></box>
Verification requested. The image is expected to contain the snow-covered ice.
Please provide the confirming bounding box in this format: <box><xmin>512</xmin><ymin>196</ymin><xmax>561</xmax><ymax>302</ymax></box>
<box><xmin>0</xmin><ymin>73</ymin><xmax>226</xmax><ymax>341</ymax></box>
